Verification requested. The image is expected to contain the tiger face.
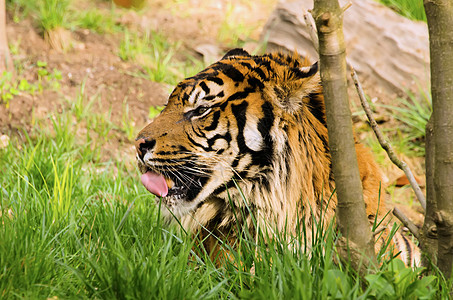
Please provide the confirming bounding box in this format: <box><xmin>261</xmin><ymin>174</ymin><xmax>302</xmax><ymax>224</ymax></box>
<box><xmin>135</xmin><ymin>49</ymin><xmax>321</xmax><ymax>220</ymax></box>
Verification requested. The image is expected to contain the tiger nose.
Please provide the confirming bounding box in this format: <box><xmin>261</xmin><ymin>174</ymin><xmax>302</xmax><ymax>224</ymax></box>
<box><xmin>135</xmin><ymin>138</ymin><xmax>156</xmax><ymax>160</ymax></box>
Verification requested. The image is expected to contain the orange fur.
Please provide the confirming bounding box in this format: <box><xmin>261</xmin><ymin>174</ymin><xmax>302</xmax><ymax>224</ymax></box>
<box><xmin>135</xmin><ymin>49</ymin><xmax>420</xmax><ymax>266</ymax></box>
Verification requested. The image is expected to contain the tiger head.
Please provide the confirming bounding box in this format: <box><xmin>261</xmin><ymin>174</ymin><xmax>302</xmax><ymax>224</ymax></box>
<box><xmin>135</xmin><ymin>49</ymin><xmax>329</xmax><ymax>221</ymax></box>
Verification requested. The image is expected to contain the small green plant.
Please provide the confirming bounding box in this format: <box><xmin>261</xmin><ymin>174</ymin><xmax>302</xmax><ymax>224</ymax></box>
<box><xmin>0</xmin><ymin>72</ymin><xmax>37</xmax><ymax>107</ymax></box>
<box><xmin>119</xmin><ymin>30</ymin><xmax>205</xmax><ymax>85</ymax></box>
<box><xmin>6</xmin><ymin>0</ymin><xmax>38</xmax><ymax>22</ymax></box>
<box><xmin>86</xmin><ymin>109</ymin><xmax>116</xmax><ymax>144</ymax></box>
<box><xmin>0</xmin><ymin>72</ymin><xmax>19</xmax><ymax>105</ymax></box>
<box><xmin>121</xmin><ymin>100</ymin><xmax>136</xmax><ymax>141</ymax></box>
<box><xmin>379</xmin><ymin>87</ymin><xmax>431</xmax><ymax>156</ymax></box>
<box><xmin>8</xmin><ymin>37</ymin><xmax>21</xmax><ymax>56</ymax></box>
<box><xmin>74</xmin><ymin>8</ymin><xmax>119</xmax><ymax>33</ymax></box>
<box><xmin>36</xmin><ymin>60</ymin><xmax>63</xmax><ymax>91</ymax></box>
<box><xmin>119</xmin><ymin>30</ymin><xmax>178</xmax><ymax>82</ymax></box>
<box><xmin>365</xmin><ymin>259</ymin><xmax>436</xmax><ymax>298</ymax></box>
<box><xmin>38</xmin><ymin>0</ymin><xmax>72</xmax><ymax>31</ymax></box>
<box><xmin>69</xmin><ymin>80</ymin><xmax>98</xmax><ymax>122</ymax></box>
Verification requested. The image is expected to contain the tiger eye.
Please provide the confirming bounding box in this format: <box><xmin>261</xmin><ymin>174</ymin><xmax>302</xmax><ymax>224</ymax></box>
<box><xmin>198</xmin><ymin>107</ymin><xmax>208</xmax><ymax>114</ymax></box>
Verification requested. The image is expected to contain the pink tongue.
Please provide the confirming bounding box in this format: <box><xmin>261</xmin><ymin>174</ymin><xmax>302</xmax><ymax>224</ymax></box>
<box><xmin>141</xmin><ymin>171</ymin><xmax>168</xmax><ymax>197</ymax></box>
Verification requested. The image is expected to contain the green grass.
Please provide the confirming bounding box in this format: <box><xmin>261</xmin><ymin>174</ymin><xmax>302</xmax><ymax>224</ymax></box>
<box><xmin>6</xmin><ymin>0</ymin><xmax>38</xmax><ymax>22</ymax></box>
<box><xmin>217</xmin><ymin>2</ymin><xmax>257</xmax><ymax>47</ymax></box>
<box><xmin>35</xmin><ymin>0</ymin><xmax>72</xmax><ymax>32</ymax></box>
<box><xmin>73</xmin><ymin>7</ymin><xmax>120</xmax><ymax>34</ymax></box>
<box><xmin>377</xmin><ymin>0</ymin><xmax>426</xmax><ymax>22</ymax></box>
<box><xmin>8</xmin><ymin>0</ymin><xmax>119</xmax><ymax>34</ymax></box>
<box><xmin>118</xmin><ymin>29</ymin><xmax>206</xmax><ymax>85</ymax></box>
<box><xmin>378</xmin><ymin>86</ymin><xmax>431</xmax><ymax>156</ymax></box>
<box><xmin>0</xmin><ymin>113</ymin><xmax>445</xmax><ymax>297</ymax></box>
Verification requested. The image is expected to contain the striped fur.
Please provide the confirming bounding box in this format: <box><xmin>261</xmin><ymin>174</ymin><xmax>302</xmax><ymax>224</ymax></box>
<box><xmin>135</xmin><ymin>49</ymin><xmax>420</xmax><ymax>266</ymax></box>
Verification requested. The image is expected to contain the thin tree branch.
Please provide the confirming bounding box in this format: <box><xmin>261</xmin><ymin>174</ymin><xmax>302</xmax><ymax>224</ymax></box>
<box><xmin>393</xmin><ymin>207</ymin><xmax>420</xmax><ymax>240</ymax></box>
<box><xmin>351</xmin><ymin>67</ymin><xmax>427</xmax><ymax>211</ymax></box>
<box><xmin>302</xmin><ymin>8</ymin><xmax>319</xmax><ymax>52</ymax></box>
<box><xmin>341</xmin><ymin>2</ymin><xmax>352</xmax><ymax>13</ymax></box>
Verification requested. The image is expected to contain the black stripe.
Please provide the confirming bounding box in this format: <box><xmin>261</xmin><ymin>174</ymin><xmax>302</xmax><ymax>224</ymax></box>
<box><xmin>217</xmin><ymin>63</ymin><xmax>245</xmax><ymax>82</ymax></box>
<box><xmin>181</xmin><ymin>91</ymin><xmax>190</xmax><ymax>104</ymax></box>
<box><xmin>199</xmin><ymin>81</ymin><xmax>210</xmax><ymax>95</ymax></box>
<box><xmin>284</xmin><ymin>141</ymin><xmax>291</xmax><ymax>183</ymax></box>
<box><xmin>187</xmin><ymin>128</ymin><xmax>231</xmax><ymax>153</ymax></box>
<box><xmin>232</xmin><ymin>156</ymin><xmax>241</xmax><ymax>168</ymax></box>
<box><xmin>253</xmin><ymin>66</ymin><xmax>267</xmax><ymax>81</ymax></box>
<box><xmin>187</xmin><ymin>176</ymin><xmax>208</xmax><ymax>201</ymax></box>
<box><xmin>192</xmin><ymin>124</ymin><xmax>207</xmax><ymax>138</ymax></box>
<box><xmin>207</xmin><ymin>76</ymin><xmax>224</xmax><ymax>86</ymax></box>
<box><xmin>207</xmin><ymin>132</ymin><xmax>232</xmax><ymax>148</ymax></box>
<box><xmin>240</xmin><ymin>62</ymin><xmax>253</xmax><ymax>69</ymax></box>
<box><xmin>204</xmin><ymin>95</ymin><xmax>216</xmax><ymax>101</ymax></box>
<box><xmin>307</xmin><ymin>92</ymin><xmax>327</xmax><ymax>127</ymax></box>
<box><xmin>247</xmin><ymin>77</ymin><xmax>265</xmax><ymax>90</ymax></box>
<box><xmin>231</xmin><ymin>101</ymin><xmax>249</xmax><ymax>154</ymax></box>
<box><xmin>257</xmin><ymin>102</ymin><xmax>274</xmax><ymax>138</ymax></box>
<box><xmin>286</xmin><ymin>54</ymin><xmax>295</xmax><ymax>65</ymax></box>
<box><xmin>180</xmin><ymin>85</ymin><xmax>196</xmax><ymax>105</ymax></box>
<box><xmin>253</xmin><ymin>101</ymin><xmax>274</xmax><ymax>167</ymax></box>
<box><xmin>213</xmin><ymin>179</ymin><xmax>237</xmax><ymax>196</ymax></box>
<box><xmin>204</xmin><ymin>110</ymin><xmax>221</xmax><ymax>131</ymax></box>
<box><xmin>227</xmin><ymin>89</ymin><xmax>253</xmax><ymax>102</ymax></box>
<box><xmin>187</xmin><ymin>133</ymin><xmax>215</xmax><ymax>152</ymax></box>
<box><xmin>401</xmin><ymin>234</ymin><xmax>412</xmax><ymax>266</ymax></box>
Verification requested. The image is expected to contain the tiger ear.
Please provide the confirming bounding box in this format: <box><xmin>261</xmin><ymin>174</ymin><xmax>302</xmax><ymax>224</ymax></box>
<box><xmin>272</xmin><ymin>61</ymin><xmax>320</xmax><ymax>114</ymax></box>
<box><xmin>297</xmin><ymin>61</ymin><xmax>318</xmax><ymax>78</ymax></box>
<box><xmin>221</xmin><ymin>48</ymin><xmax>251</xmax><ymax>60</ymax></box>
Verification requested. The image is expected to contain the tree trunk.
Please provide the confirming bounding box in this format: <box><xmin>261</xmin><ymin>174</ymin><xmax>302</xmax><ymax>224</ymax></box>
<box><xmin>0</xmin><ymin>0</ymin><xmax>13</xmax><ymax>73</ymax></box>
<box><xmin>424</xmin><ymin>0</ymin><xmax>453</xmax><ymax>278</ymax></box>
<box><xmin>420</xmin><ymin>117</ymin><xmax>438</xmax><ymax>266</ymax></box>
<box><xmin>312</xmin><ymin>0</ymin><xmax>376</xmax><ymax>273</ymax></box>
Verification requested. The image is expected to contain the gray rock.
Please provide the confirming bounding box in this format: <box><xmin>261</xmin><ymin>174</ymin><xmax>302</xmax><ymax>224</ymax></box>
<box><xmin>261</xmin><ymin>0</ymin><xmax>430</xmax><ymax>100</ymax></box>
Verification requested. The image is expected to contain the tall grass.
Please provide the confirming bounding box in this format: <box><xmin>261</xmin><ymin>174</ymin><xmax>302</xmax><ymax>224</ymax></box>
<box><xmin>0</xmin><ymin>115</ymin><xmax>223</xmax><ymax>298</ymax></box>
<box><xmin>0</xmin><ymin>115</ymin><xmax>442</xmax><ymax>297</ymax></box>
<box><xmin>37</xmin><ymin>0</ymin><xmax>71</xmax><ymax>31</ymax></box>
<box><xmin>379</xmin><ymin>86</ymin><xmax>431</xmax><ymax>156</ymax></box>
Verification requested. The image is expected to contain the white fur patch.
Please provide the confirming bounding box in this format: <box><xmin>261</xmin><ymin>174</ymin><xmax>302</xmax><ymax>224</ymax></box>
<box><xmin>188</xmin><ymin>89</ymin><xmax>197</xmax><ymax>104</ymax></box>
<box><xmin>244</xmin><ymin>117</ymin><xmax>263</xmax><ymax>151</ymax></box>
<box><xmin>197</xmin><ymin>90</ymin><xmax>206</xmax><ymax>102</ymax></box>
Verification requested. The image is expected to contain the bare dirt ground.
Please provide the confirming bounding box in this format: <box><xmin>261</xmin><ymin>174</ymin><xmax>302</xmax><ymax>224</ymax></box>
<box><xmin>1</xmin><ymin>0</ymin><xmax>276</xmax><ymax>134</ymax></box>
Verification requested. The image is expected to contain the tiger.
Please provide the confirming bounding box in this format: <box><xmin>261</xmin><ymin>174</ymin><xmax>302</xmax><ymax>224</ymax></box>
<box><xmin>135</xmin><ymin>48</ymin><xmax>420</xmax><ymax>267</ymax></box>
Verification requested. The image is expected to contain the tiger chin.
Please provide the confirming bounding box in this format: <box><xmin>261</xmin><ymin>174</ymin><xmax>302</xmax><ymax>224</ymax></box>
<box><xmin>135</xmin><ymin>48</ymin><xmax>420</xmax><ymax>267</ymax></box>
